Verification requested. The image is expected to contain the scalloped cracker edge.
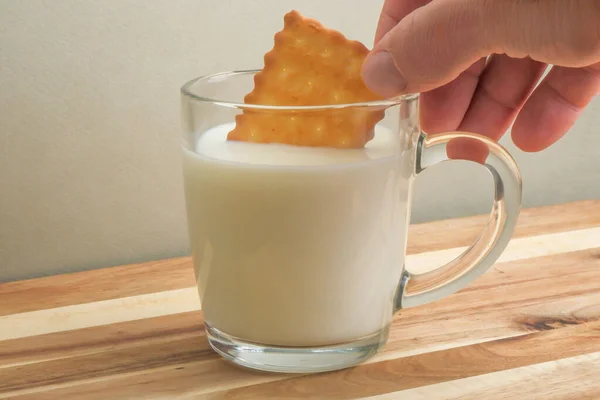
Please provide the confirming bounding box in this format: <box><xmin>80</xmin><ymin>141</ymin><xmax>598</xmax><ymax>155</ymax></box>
<box><xmin>227</xmin><ymin>10</ymin><xmax>385</xmax><ymax>149</ymax></box>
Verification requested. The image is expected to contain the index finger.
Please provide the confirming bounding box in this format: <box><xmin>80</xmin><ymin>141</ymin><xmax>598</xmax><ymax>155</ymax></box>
<box><xmin>374</xmin><ymin>0</ymin><xmax>432</xmax><ymax>44</ymax></box>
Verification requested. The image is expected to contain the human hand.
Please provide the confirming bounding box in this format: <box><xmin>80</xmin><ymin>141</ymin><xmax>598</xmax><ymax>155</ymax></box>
<box><xmin>362</xmin><ymin>0</ymin><xmax>600</xmax><ymax>155</ymax></box>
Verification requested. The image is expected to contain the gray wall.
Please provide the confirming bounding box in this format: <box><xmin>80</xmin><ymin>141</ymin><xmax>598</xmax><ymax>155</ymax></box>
<box><xmin>1</xmin><ymin>0</ymin><xmax>599</xmax><ymax>282</ymax></box>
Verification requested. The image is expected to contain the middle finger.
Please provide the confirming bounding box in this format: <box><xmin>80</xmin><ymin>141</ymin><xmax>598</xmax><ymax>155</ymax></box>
<box><xmin>458</xmin><ymin>54</ymin><xmax>547</xmax><ymax>141</ymax></box>
<box><xmin>446</xmin><ymin>55</ymin><xmax>547</xmax><ymax>162</ymax></box>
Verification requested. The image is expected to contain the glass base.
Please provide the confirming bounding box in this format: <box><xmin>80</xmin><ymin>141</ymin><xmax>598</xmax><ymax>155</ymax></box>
<box><xmin>206</xmin><ymin>323</ymin><xmax>389</xmax><ymax>373</ymax></box>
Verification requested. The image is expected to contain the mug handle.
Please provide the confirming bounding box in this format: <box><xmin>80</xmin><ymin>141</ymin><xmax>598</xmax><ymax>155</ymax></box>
<box><xmin>397</xmin><ymin>131</ymin><xmax>522</xmax><ymax>309</ymax></box>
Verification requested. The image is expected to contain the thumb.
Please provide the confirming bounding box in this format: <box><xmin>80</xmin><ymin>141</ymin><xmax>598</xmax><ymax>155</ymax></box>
<box><xmin>361</xmin><ymin>0</ymin><xmax>600</xmax><ymax>97</ymax></box>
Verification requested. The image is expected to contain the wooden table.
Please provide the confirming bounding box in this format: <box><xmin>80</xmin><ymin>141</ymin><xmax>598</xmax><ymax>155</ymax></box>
<box><xmin>2</xmin><ymin>201</ymin><xmax>600</xmax><ymax>399</ymax></box>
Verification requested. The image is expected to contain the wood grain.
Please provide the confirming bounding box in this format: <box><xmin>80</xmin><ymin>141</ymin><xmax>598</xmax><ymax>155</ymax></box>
<box><xmin>3</xmin><ymin>225</ymin><xmax>598</xmax><ymax>342</ymax></box>
<box><xmin>0</xmin><ymin>258</ymin><xmax>195</xmax><ymax>316</ymax></box>
<box><xmin>0</xmin><ymin>311</ymin><xmax>204</xmax><ymax>368</ymax></box>
<box><xmin>0</xmin><ymin>288</ymin><xmax>200</xmax><ymax>341</ymax></box>
<box><xmin>407</xmin><ymin>200</ymin><xmax>600</xmax><ymax>253</ymax></box>
<box><xmin>0</xmin><ymin>201</ymin><xmax>599</xmax><ymax>399</ymax></box>
<box><xmin>366</xmin><ymin>352</ymin><xmax>600</xmax><ymax>400</ymax></box>
<box><xmin>199</xmin><ymin>321</ymin><xmax>600</xmax><ymax>400</ymax></box>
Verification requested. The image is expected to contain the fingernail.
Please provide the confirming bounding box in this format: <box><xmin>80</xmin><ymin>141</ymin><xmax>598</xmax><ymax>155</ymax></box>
<box><xmin>361</xmin><ymin>51</ymin><xmax>407</xmax><ymax>97</ymax></box>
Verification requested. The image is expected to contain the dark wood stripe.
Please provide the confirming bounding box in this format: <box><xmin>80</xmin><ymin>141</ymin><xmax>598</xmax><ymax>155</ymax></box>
<box><xmin>0</xmin><ymin>311</ymin><xmax>204</xmax><ymax>368</ymax></box>
<box><xmin>6</xmin><ymin>359</ymin><xmax>277</xmax><ymax>400</ymax></box>
<box><xmin>0</xmin><ymin>257</ymin><xmax>195</xmax><ymax>317</ymax></box>
<box><xmin>0</xmin><ymin>334</ymin><xmax>216</xmax><ymax>395</ymax></box>
<box><xmin>394</xmin><ymin>354</ymin><xmax>600</xmax><ymax>400</ymax></box>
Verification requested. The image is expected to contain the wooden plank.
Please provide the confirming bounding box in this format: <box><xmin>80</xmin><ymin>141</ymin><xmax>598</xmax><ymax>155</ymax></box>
<box><xmin>0</xmin><ymin>258</ymin><xmax>195</xmax><ymax>317</ymax></box>
<box><xmin>0</xmin><ymin>311</ymin><xmax>204</xmax><ymax>368</ymax></box>
<box><xmin>0</xmin><ymin>288</ymin><xmax>200</xmax><ymax>342</ymax></box>
<box><xmin>1</xmin><ymin>248</ymin><xmax>599</xmax><ymax>398</ymax></box>
<box><xmin>364</xmin><ymin>352</ymin><xmax>600</xmax><ymax>400</ymax></box>
<box><xmin>4</xmin><ymin>249</ymin><xmax>599</xmax><ymax>368</ymax></box>
<box><xmin>7</xmin><ymin>321</ymin><xmax>599</xmax><ymax>399</ymax></box>
<box><xmin>407</xmin><ymin>200</ymin><xmax>600</xmax><ymax>254</ymax></box>
<box><xmin>1</xmin><ymin>202</ymin><xmax>599</xmax><ymax>399</ymax></box>
<box><xmin>2</xmin><ymin>227</ymin><xmax>598</xmax><ymax>341</ymax></box>
<box><xmin>373</xmin><ymin>247</ymin><xmax>600</xmax><ymax>361</ymax></box>
<box><xmin>1</xmin><ymin>201</ymin><xmax>598</xmax><ymax>316</ymax></box>
<box><xmin>407</xmin><ymin>226</ymin><xmax>600</xmax><ymax>274</ymax></box>
<box><xmin>0</xmin><ymin>336</ymin><xmax>216</xmax><ymax>396</ymax></box>
<box><xmin>197</xmin><ymin>321</ymin><xmax>600</xmax><ymax>399</ymax></box>
<box><xmin>2</xmin><ymin>359</ymin><xmax>277</xmax><ymax>400</ymax></box>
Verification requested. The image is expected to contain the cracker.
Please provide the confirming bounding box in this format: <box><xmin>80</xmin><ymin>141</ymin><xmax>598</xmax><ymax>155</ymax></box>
<box><xmin>227</xmin><ymin>10</ymin><xmax>385</xmax><ymax>149</ymax></box>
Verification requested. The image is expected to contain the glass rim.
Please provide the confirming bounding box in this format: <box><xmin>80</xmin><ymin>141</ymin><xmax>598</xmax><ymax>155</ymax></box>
<box><xmin>181</xmin><ymin>70</ymin><xmax>418</xmax><ymax>111</ymax></box>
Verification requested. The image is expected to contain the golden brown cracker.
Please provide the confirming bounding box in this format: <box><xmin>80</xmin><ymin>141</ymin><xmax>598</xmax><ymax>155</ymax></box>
<box><xmin>227</xmin><ymin>10</ymin><xmax>385</xmax><ymax>149</ymax></box>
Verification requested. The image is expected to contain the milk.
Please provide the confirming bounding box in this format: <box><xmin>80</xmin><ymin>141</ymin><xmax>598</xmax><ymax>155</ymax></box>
<box><xmin>182</xmin><ymin>123</ymin><xmax>410</xmax><ymax>346</ymax></box>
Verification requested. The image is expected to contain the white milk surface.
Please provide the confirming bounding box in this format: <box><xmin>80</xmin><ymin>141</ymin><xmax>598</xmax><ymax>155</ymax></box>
<box><xmin>192</xmin><ymin>122</ymin><xmax>399</xmax><ymax>166</ymax></box>
<box><xmin>182</xmin><ymin>123</ymin><xmax>410</xmax><ymax>346</ymax></box>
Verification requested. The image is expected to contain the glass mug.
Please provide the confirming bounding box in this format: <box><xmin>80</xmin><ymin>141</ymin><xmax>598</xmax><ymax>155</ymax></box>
<box><xmin>180</xmin><ymin>70</ymin><xmax>522</xmax><ymax>373</ymax></box>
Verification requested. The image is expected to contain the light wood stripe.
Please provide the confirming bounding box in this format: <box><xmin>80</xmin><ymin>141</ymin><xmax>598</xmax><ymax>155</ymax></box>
<box><xmin>0</xmin><ymin>288</ymin><xmax>200</xmax><ymax>342</ymax></box>
<box><xmin>373</xmin><ymin>291</ymin><xmax>600</xmax><ymax>364</ymax></box>
<box><xmin>407</xmin><ymin>226</ymin><xmax>600</xmax><ymax>274</ymax></box>
<box><xmin>1</xmin><ymin>200</ymin><xmax>598</xmax><ymax>316</ymax></box>
<box><xmin>406</xmin><ymin>199</ymin><xmax>600</xmax><ymax>254</ymax></box>
<box><xmin>2</xmin><ymin>225</ymin><xmax>598</xmax><ymax>341</ymax></box>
